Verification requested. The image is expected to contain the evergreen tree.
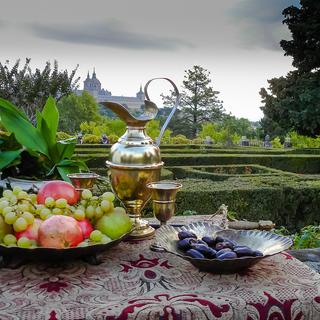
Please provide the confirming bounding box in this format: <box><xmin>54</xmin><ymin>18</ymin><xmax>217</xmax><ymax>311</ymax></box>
<box><xmin>162</xmin><ymin>65</ymin><xmax>224</xmax><ymax>138</ymax></box>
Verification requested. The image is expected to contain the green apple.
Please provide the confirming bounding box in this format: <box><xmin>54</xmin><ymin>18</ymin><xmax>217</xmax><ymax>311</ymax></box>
<box><xmin>96</xmin><ymin>210</ymin><xmax>132</xmax><ymax>240</ymax></box>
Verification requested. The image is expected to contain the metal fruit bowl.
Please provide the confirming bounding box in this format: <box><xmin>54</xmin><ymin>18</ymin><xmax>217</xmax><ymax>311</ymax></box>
<box><xmin>151</xmin><ymin>222</ymin><xmax>293</xmax><ymax>273</ymax></box>
<box><xmin>0</xmin><ymin>229</ymin><xmax>133</xmax><ymax>265</ymax></box>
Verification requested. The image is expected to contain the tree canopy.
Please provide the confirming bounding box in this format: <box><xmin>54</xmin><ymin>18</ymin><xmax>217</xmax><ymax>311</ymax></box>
<box><xmin>0</xmin><ymin>59</ymin><xmax>80</xmax><ymax>122</ymax></box>
<box><xmin>260</xmin><ymin>0</ymin><xmax>320</xmax><ymax>137</ymax></box>
<box><xmin>57</xmin><ymin>91</ymin><xmax>101</xmax><ymax>134</ymax></box>
<box><xmin>280</xmin><ymin>0</ymin><xmax>320</xmax><ymax>73</ymax></box>
<box><xmin>162</xmin><ymin>65</ymin><xmax>224</xmax><ymax>138</ymax></box>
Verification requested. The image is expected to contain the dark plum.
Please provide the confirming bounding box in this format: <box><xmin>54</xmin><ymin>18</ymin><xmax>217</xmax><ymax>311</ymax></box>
<box><xmin>192</xmin><ymin>244</ymin><xmax>217</xmax><ymax>258</ymax></box>
<box><xmin>215</xmin><ymin>236</ymin><xmax>224</xmax><ymax>243</ymax></box>
<box><xmin>253</xmin><ymin>250</ymin><xmax>264</xmax><ymax>257</ymax></box>
<box><xmin>178</xmin><ymin>230</ymin><xmax>197</xmax><ymax>240</ymax></box>
<box><xmin>202</xmin><ymin>236</ymin><xmax>216</xmax><ymax>247</ymax></box>
<box><xmin>216</xmin><ymin>248</ymin><xmax>232</xmax><ymax>257</ymax></box>
<box><xmin>186</xmin><ymin>249</ymin><xmax>205</xmax><ymax>259</ymax></box>
<box><xmin>234</xmin><ymin>246</ymin><xmax>254</xmax><ymax>257</ymax></box>
<box><xmin>217</xmin><ymin>251</ymin><xmax>237</xmax><ymax>260</ymax></box>
<box><xmin>221</xmin><ymin>241</ymin><xmax>235</xmax><ymax>250</ymax></box>
<box><xmin>215</xmin><ymin>242</ymin><xmax>231</xmax><ymax>251</ymax></box>
<box><xmin>177</xmin><ymin>238</ymin><xmax>192</xmax><ymax>250</ymax></box>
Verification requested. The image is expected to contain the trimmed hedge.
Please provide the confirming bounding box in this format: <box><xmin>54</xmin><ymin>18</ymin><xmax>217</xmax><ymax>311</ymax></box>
<box><xmin>78</xmin><ymin>153</ymin><xmax>320</xmax><ymax>174</ymax></box>
<box><xmin>174</xmin><ymin>177</ymin><xmax>320</xmax><ymax>232</ymax></box>
<box><xmin>169</xmin><ymin>165</ymin><xmax>296</xmax><ymax>181</ymax></box>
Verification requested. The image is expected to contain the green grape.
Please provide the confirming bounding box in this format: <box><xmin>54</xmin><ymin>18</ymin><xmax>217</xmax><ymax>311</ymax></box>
<box><xmin>101</xmin><ymin>192</ymin><xmax>115</xmax><ymax>202</ymax></box>
<box><xmin>3</xmin><ymin>190</ymin><xmax>13</xmax><ymax>199</ymax></box>
<box><xmin>85</xmin><ymin>205</ymin><xmax>95</xmax><ymax>219</ymax></box>
<box><xmin>100</xmin><ymin>200</ymin><xmax>111</xmax><ymax>213</ymax></box>
<box><xmin>29</xmin><ymin>194</ymin><xmax>37</xmax><ymax>204</ymax></box>
<box><xmin>101</xmin><ymin>235</ymin><xmax>112</xmax><ymax>244</ymax></box>
<box><xmin>45</xmin><ymin>197</ymin><xmax>55</xmax><ymax>208</ymax></box>
<box><xmin>90</xmin><ymin>230</ymin><xmax>103</xmax><ymax>242</ymax></box>
<box><xmin>95</xmin><ymin>206</ymin><xmax>103</xmax><ymax>218</ymax></box>
<box><xmin>35</xmin><ymin>204</ymin><xmax>45</xmax><ymax>215</ymax></box>
<box><xmin>80</xmin><ymin>199</ymin><xmax>87</xmax><ymax>206</ymax></box>
<box><xmin>12</xmin><ymin>186</ymin><xmax>23</xmax><ymax>195</ymax></box>
<box><xmin>3</xmin><ymin>234</ymin><xmax>17</xmax><ymax>246</ymax></box>
<box><xmin>91</xmin><ymin>196</ymin><xmax>99</xmax><ymax>201</ymax></box>
<box><xmin>17</xmin><ymin>203</ymin><xmax>30</xmax><ymax>212</ymax></box>
<box><xmin>74</xmin><ymin>209</ymin><xmax>85</xmax><ymax>221</ymax></box>
<box><xmin>0</xmin><ymin>199</ymin><xmax>9</xmax><ymax>210</ymax></box>
<box><xmin>17</xmin><ymin>191</ymin><xmax>28</xmax><ymax>200</ymax></box>
<box><xmin>13</xmin><ymin>217</ymin><xmax>28</xmax><ymax>232</ymax></box>
<box><xmin>77</xmin><ymin>241</ymin><xmax>89</xmax><ymax>247</ymax></box>
<box><xmin>9</xmin><ymin>195</ymin><xmax>18</xmax><ymax>205</ymax></box>
<box><xmin>21</xmin><ymin>212</ymin><xmax>34</xmax><ymax>224</ymax></box>
<box><xmin>113</xmin><ymin>207</ymin><xmax>126</xmax><ymax>215</ymax></box>
<box><xmin>81</xmin><ymin>189</ymin><xmax>92</xmax><ymax>200</ymax></box>
<box><xmin>4</xmin><ymin>211</ymin><xmax>17</xmax><ymax>224</ymax></box>
<box><xmin>30</xmin><ymin>240</ymin><xmax>38</xmax><ymax>248</ymax></box>
<box><xmin>40</xmin><ymin>208</ymin><xmax>51</xmax><ymax>220</ymax></box>
<box><xmin>52</xmin><ymin>208</ymin><xmax>63</xmax><ymax>215</ymax></box>
<box><xmin>2</xmin><ymin>206</ymin><xmax>13</xmax><ymax>215</ymax></box>
<box><xmin>55</xmin><ymin>198</ymin><xmax>67</xmax><ymax>209</ymax></box>
<box><xmin>17</xmin><ymin>237</ymin><xmax>32</xmax><ymax>248</ymax></box>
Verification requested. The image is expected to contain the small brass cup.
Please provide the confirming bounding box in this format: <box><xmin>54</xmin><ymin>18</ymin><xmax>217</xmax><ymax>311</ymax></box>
<box><xmin>147</xmin><ymin>181</ymin><xmax>182</xmax><ymax>226</ymax></box>
<box><xmin>67</xmin><ymin>172</ymin><xmax>100</xmax><ymax>191</ymax></box>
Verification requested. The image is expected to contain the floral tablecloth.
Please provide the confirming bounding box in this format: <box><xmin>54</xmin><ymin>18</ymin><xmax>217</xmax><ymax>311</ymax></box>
<box><xmin>1</xmin><ymin>219</ymin><xmax>320</xmax><ymax>319</ymax></box>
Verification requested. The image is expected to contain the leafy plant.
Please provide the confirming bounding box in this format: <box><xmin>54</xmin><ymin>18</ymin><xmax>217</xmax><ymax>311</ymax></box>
<box><xmin>0</xmin><ymin>97</ymin><xmax>88</xmax><ymax>181</ymax></box>
<box><xmin>293</xmin><ymin>225</ymin><xmax>320</xmax><ymax>249</ymax></box>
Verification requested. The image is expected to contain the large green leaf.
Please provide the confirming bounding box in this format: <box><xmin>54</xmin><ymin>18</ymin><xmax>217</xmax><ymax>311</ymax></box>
<box><xmin>56</xmin><ymin>141</ymin><xmax>76</xmax><ymax>159</ymax></box>
<box><xmin>41</xmin><ymin>97</ymin><xmax>59</xmax><ymax>143</ymax></box>
<box><xmin>0</xmin><ymin>150</ymin><xmax>22</xmax><ymax>170</ymax></box>
<box><xmin>55</xmin><ymin>159</ymin><xmax>89</xmax><ymax>181</ymax></box>
<box><xmin>0</xmin><ymin>98</ymin><xmax>29</xmax><ymax>121</ymax></box>
<box><xmin>0</xmin><ymin>99</ymin><xmax>49</xmax><ymax>157</ymax></box>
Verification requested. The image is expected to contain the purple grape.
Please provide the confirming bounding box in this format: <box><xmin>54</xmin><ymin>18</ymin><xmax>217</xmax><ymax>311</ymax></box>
<box><xmin>253</xmin><ymin>250</ymin><xmax>263</xmax><ymax>257</ymax></box>
<box><xmin>234</xmin><ymin>246</ymin><xmax>254</xmax><ymax>257</ymax></box>
<box><xmin>215</xmin><ymin>236</ymin><xmax>225</xmax><ymax>243</ymax></box>
<box><xmin>192</xmin><ymin>244</ymin><xmax>217</xmax><ymax>259</ymax></box>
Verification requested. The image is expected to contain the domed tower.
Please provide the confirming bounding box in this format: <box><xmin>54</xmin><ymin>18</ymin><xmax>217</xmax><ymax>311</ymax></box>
<box><xmin>83</xmin><ymin>71</ymin><xmax>91</xmax><ymax>92</ymax></box>
<box><xmin>136</xmin><ymin>84</ymin><xmax>145</xmax><ymax>101</ymax></box>
<box><xmin>90</xmin><ymin>68</ymin><xmax>101</xmax><ymax>97</ymax></box>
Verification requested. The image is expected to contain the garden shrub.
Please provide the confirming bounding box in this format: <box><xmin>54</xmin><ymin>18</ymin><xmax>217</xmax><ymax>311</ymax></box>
<box><xmin>170</xmin><ymin>135</ymin><xmax>191</xmax><ymax>144</ymax></box>
<box><xmin>108</xmin><ymin>134</ymin><xmax>119</xmax><ymax>144</ymax></box>
<box><xmin>56</xmin><ymin>131</ymin><xmax>73</xmax><ymax>141</ymax></box>
<box><xmin>82</xmin><ymin>134</ymin><xmax>101</xmax><ymax>144</ymax></box>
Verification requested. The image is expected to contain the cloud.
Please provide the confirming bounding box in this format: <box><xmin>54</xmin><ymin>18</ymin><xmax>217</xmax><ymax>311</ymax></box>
<box><xmin>229</xmin><ymin>0</ymin><xmax>300</xmax><ymax>51</ymax></box>
<box><xmin>30</xmin><ymin>20</ymin><xmax>194</xmax><ymax>51</ymax></box>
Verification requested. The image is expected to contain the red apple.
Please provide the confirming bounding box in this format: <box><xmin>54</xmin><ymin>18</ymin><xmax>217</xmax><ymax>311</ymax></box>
<box><xmin>37</xmin><ymin>180</ymin><xmax>80</xmax><ymax>205</ymax></box>
<box><xmin>77</xmin><ymin>218</ymin><xmax>94</xmax><ymax>239</ymax></box>
<box><xmin>15</xmin><ymin>218</ymin><xmax>42</xmax><ymax>241</ymax></box>
<box><xmin>38</xmin><ymin>215</ymin><xmax>83</xmax><ymax>248</ymax></box>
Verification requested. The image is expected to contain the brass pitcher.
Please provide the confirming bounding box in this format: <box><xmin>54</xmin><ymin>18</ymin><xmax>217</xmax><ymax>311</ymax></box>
<box><xmin>101</xmin><ymin>78</ymin><xmax>180</xmax><ymax>239</ymax></box>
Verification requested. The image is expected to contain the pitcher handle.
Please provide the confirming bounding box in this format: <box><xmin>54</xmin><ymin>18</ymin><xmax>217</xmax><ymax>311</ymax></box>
<box><xmin>144</xmin><ymin>78</ymin><xmax>180</xmax><ymax>147</ymax></box>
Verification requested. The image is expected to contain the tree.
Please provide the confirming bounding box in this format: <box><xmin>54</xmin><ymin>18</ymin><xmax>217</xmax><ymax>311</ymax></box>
<box><xmin>0</xmin><ymin>59</ymin><xmax>80</xmax><ymax>122</ymax></box>
<box><xmin>162</xmin><ymin>65</ymin><xmax>224</xmax><ymax>138</ymax></box>
<box><xmin>260</xmin><ymin>1</ymin><xmax>320</xmax><ymax>137</ymax></box>
<box><xmin>280</xmin><ymin>0</ymin><xmax>320</xmax><ymax>73</ymax></box>
<box><xmin>57</xmin><ymin>91</ymin><xmax>101</xmax><ymax>133</ymax></box>
<box><xmin>260</xmin><ymin>70</ymin><xmax>320</xmax><ymax>137</ymax></box>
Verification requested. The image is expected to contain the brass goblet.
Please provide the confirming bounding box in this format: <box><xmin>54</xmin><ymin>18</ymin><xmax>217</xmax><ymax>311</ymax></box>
<box><xmin>147</xmin><ymin>181</ymin><xmax>182</xmax><ymax>226</ymax></box>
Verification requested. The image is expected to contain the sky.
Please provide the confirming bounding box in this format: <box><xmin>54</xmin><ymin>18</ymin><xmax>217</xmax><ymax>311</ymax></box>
<box><xmin>0</xmin><ymin>0</ymin><xmax>300</xmax><ymax>121</ymax></box>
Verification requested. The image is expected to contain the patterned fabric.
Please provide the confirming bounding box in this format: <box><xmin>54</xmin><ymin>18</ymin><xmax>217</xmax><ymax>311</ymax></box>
<box><xmin>1</xmin><ymin>237</ymin><xmax>320</xmax><ymax>320</ymax></box>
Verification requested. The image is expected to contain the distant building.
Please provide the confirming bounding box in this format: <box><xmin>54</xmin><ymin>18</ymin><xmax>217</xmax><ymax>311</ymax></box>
<box><xmin>76</xmin><ymin>69</ymin><xmax>145</xmax><ymax>111</ymax></box>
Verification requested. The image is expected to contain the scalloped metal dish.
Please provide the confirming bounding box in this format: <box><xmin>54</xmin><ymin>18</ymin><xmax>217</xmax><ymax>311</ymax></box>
<box><xmin>151</xmin><ymin>222</ymin><xmax>293</xmax><ymax>273</ymax></box>
<box><xmin>0</xmin><ymin>229</ymin><xmax>132</xmax><ymax>262</ymax></box>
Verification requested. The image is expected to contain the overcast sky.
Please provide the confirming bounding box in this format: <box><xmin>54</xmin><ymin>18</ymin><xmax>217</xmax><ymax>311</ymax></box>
<box><xmin>0</xmin><ymin>0</ymin><xmax>299</xmax><ymax>121</ymax></box>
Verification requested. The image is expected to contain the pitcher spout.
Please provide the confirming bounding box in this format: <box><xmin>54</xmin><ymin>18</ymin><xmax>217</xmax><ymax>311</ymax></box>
<box><xmin>100</xmin><ymin>100</ymin><xmax>158</xmax><ymax>127</ymax></box>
